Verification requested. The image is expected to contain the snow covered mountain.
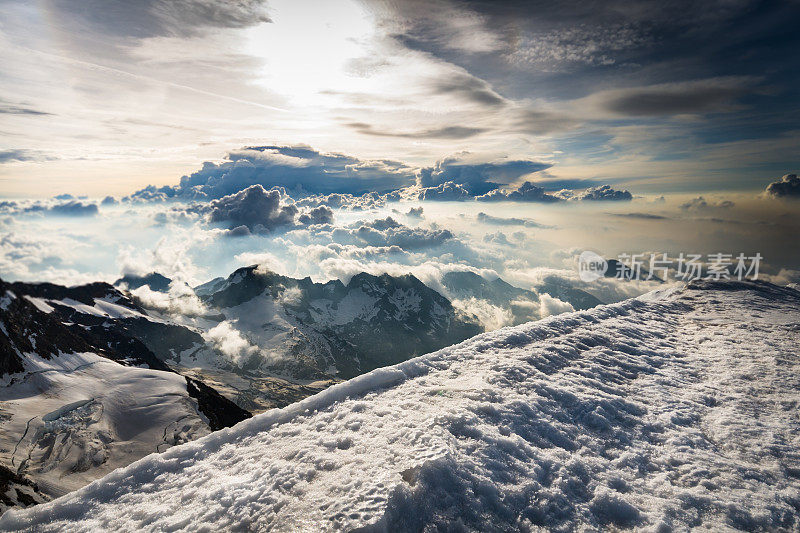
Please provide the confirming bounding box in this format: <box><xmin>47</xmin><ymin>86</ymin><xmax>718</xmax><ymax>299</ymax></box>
<box><xmin>4</xmin><ymin>280</ymin><xmax>797</xmax><ymax>531</ymax></box>
<box><xmin>0</xmin><ymin>278</ymin><xmax>250</xmax><ymax>508</ymax></box>
<box><xmin>441</xmin><ymin>270</ymin><xmax>603</xmax><ymax>326</ymax></box>
<box><xmin>151</xmin><ymin>266</ymin><xmax>485</xmax><ymax>413</ymax></box>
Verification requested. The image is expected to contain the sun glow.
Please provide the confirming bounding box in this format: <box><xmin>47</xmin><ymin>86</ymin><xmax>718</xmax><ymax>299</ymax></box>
<box><xmin>244</xmin><ymin>0</ymin><xmax>376</xmax><ymax>107</ymax></box>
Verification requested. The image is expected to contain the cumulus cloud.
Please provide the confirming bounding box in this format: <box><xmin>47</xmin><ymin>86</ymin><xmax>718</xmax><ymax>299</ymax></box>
<box><xmin>451</xmin><ymin>297</ymin><xmax>514</xmax><ymax>331</ymax></box>
<box><xmin>405</xmin><ymin>207</ymin><xmax>424</xmax><ymax>218</ymax></box>
<box><xmin>130</xmin><ymin>281</ymin><xmax>208</xmax><ymax>317</ymax></box>
<box><xmin>765</xmin><ymin>174</ymin><xmax>800</xmax><ymax>199</ymax></box>
<box><xmin>48</xmin><ymin>201</ymin><xmax>100</xmax><ymax>216</ymax></box>
<box><xmin>538</xmin><ymin>294</ymin><xmax>575</xmax><ymax>318</ymax></box>
<box><xmin>295</xmin><ymin>192</ymin><xmax>387</xmax><ymax>211</ymax></box>
<box><xmin>475</xmin><ymin>181</ymin><xmax>562</xmax><ymax>202</ymax></box>
<box><xmin>680</xmin><ymin>196</ymin><xmax>735</xmax><ymax>211</ymax></box>
<box><xmin>0</xmin><ymin>199</ymin><xmax>99</xmax><ymax>216</ymax></box>
<box><xmin>343</xmin><ymin>217</ymin><xmax>454</xmax><ymax>250</ymax></box>
<box><xmin>101</xmin><ymin>196</ymin><xmax>118</xmax><ymax>206</ymax></box>
<box><xmin>206</xmin><ymin>185</ymin><xmax>299</xmax><ymax>232</ymax></box>
<box><xmin>416</xmin><ymin>154</ymin><xmax>551</xmax><ymax>193</ymax></box>
<box><xmin>132</xmin><ymin>146</ymin><xmax>417</xmax><ymax>200</ymax></box>
<box><xmin>187</xmin><ymin>184</ymin><xmax>335</xmax><ymax>236</ymax></box>
<box><xmin>203</xmin><ymin>320</ymin><xmax>258</xmax><ymax>367</ymax></box>
<box><xmin>297</xmin><ymin>205</ymin><xmax>334</xmax><ymax>226</ymax></box>
<box><xmin>574</xmin><ymin>185</ymin><xmax>633</xmax><ymax>202</ymax></box>
<box><xmin>483</xmin><ymin>231</ymin><xmax>512</xmax><ymax>246</ymax></box>
<box><xmin>418</xmin><ymin>181</ymin><xmax>472</xmax><ymax>201</ymax></box>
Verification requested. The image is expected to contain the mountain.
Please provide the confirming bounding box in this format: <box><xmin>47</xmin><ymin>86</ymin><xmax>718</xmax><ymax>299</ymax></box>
<box><xmin>0</xmin><ymin>278</ymin><xmax>251</xmax><ymax>507</ymax></box>
<box><xmin>534</xmin><ymin>274</ymin><xmax>605</xmax><ymax>309</ymax></box>
<box><xmin>441</xmin><ymin>270</ymin><xmax>603</xmax><ymax>326</ymax></box>
<box><xmin>113</xmin><ymin>272</ymin><xmax>172</xmax><ymax>292</ymax></box>
<box><xmin>170</xmin><ymin>267</ymin><xmax>483</xmax><ymax>412</ymax></box>
<box><xmin>605</xmin><ymin>259</ymin><xmax>664</xmax><ymax>282</ymax></box>
<box><xmin>3</xmin><ymin>280</ymin><xmax>797</xmax><ymax>531</ymax></box>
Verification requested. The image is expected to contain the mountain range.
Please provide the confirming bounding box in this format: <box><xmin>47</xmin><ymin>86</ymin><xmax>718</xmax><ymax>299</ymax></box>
<box><xmin>1</xmin><ymin>266</ymin><xmax>602</xmax><ymax>513</ymax></box>
<box><xmin>3</xmin><ymin>280</ymin><xmax>796</xmax><ymax>531</ymax></box>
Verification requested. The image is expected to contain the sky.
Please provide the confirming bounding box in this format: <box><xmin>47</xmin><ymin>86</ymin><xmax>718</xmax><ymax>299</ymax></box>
<box><xmin>1</xmin><ymin>0</ymin><xmax>798</xmax><ymax>197</ymax></box>
<box><xmin>0</xmin><ymin>0</ymin><xmax>798</xmax><ymax>297</ymax></box>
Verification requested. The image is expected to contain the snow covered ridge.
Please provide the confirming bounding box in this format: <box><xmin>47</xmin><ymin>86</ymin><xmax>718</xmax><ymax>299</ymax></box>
<box><xmin>2</xmin><ymin>280</ymin><xmax>799</xmax><ymax>532</ymax></box>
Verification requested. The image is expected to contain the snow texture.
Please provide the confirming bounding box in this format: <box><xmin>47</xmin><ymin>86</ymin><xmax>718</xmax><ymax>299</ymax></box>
<box><xmin>2</xmin><ymin>280</ymin><xmax>799</xmax><ymax>532</ymax></box>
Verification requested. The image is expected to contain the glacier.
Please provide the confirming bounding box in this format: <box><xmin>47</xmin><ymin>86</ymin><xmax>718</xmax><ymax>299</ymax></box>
<box><xmin>1</xmin><ymin>280</ymin><xmax>798</xmax><ymax>531</ymax></box>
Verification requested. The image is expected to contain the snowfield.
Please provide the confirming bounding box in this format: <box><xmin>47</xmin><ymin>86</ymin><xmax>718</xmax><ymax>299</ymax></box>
<box><xmin>2</xmin><ymin>280</ymin><xmax>799</xmax><ymax>531</ymax></box>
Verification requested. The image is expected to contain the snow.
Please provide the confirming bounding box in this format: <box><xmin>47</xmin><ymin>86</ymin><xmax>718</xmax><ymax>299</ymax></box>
<box><xmin>0</xmin><ymin>290</ymin><xmax>15</xmax><ymax>310</ymax></box>
<box><xmin>0</xmin><ymin>351</ymin><xmax>212</xmax><ymax>498</ymax></box>
<box><xmin>2</xmin><ymin>281</ymin><xmax>799</xmax><ymax>531</ymax></box>
<box><xmin>54</xmin><ymin>297</ymin><xmax>148</xmax><ymax>320</ymax></box>
<box><xmin>23</xmin><ymin>296</ymin><xmax>54</xmax><ymax>314</ymax></box>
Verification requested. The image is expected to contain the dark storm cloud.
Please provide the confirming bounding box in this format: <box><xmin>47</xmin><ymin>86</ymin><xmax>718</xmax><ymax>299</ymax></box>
<box><xmin>346</xmin><ymin>123</ymin><xmax>488</xmax><ymax>140</ymax></box>
<box><xmin>765</xmin><ymin>174</ymin><xmax>800</xmax><ymax>199</ymax></box>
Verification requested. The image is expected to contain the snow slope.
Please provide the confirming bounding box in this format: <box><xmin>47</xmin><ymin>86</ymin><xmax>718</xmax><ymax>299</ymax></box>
<box><xmin>2</xmin><ymin>280</ymin><xmax>799</xmax><ymax>532</ymax></box>
<box><xmin>0</xmin><ymin>351</ymin><xmax>213</xmax><ymax>497</ymax></box>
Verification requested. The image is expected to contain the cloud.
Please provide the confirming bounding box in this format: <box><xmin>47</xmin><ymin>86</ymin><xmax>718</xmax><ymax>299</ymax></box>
<box><xmin>48</xmin><ymin>201</ymin><xmax>100</xmax><ymax>216</ymax></box>
<box><xmin>765</xmin><ymin>174</ymin><xmax>800</xmax><ymax>199</ymax></box>
<box><xmin>203</xmin><ymin>320</ymin><xmax>258</xmax><ymax>367</ymax></box>
<box><xmin>578</xmin><ymin>185</ymin><xmax>633</xmax><ymax>201</ymax></box>
<box><xmin>429</xmin><ymin>74</ymin><xmax>507</xmax><ymax>107</ymax></box>
<box><xmin>130</xmin><ymin>281</ymin><xmax>207</xmax><ymax>317</ymax></box>
<box><xmin>451</xmin><ymin>297</ymin><xmax>513</xmax><ymax>331</ymax></box>
<box><xmin>538</xmin><ymin>293</ymin><xmax>575</xmax><ymax>318</ymax></box>
<box><xmin>101</xmin><ymin>196</ymin><xmax>118</xmax><ymax>206</ymax></box>
<box><xmin>679</xmin><ymin>196</ymin><xmax>735</xmax><ymax>211</ymax></box>
<box><xmin>0</xmin><ymin>149</ymin><xmax>54</xmax><ymax>163</ymax></box>
<box><xmin>0</xmin><ymin>101</ymin><xmax>52</xmax><ymax>116</ymax></box>
<box><xmin>475</xmin><ymin>181</ymin><xmax>562</xmax><ymax>202</ymax></box>
<box><xmin>588</xmin><ymin>77</ymin><xmax>756</xmax><ymax>117</ymax></box>
<box><xmin>297</xmin><ymin>205</ymin><xmax>334</xmax><ymax>226</ymax></box>
<box><xmin>295</xmin><ymin>192</ymin><xmax>387</xmax><ymax>211</ymax></box>
<box><xmin>610</xmin><ymin>213</ymin><xmax>668</xmax><ymax>220</ymax></box>
<box><xmin>483</xmin><ymin>231</ymin><xmax>512</xmax><ymax>246</ymax></box>
<box><xmin>132</xmin><ymin>146</ymin><xmax>417</xmax><ymax>200</ymax></box>
<box><xmin>47</xmin><ymin>0</ymin><xmax>271</xmax><ymax>39</ymax></box>
<box><xmin>418</xmin><ymin>182</ymin><xmax>472</xmax><ymax>201</ymax></box>
<box><xmin>416</xmin><ymin>154</ymin><xmax>551</xmax><ymax>192</ymax></box>
<box><xmin>346</xmin><ymin>123</ymin><xmax>487</xmax><ymax>140</ymax></box>
<box><xmin>190</xmin><ymin>184</ymin><xmax>333</xmax><ymax>235</ymax></box>
<box><xmin>476</xmin><ymin>212</ymin><xmax>549</xmax><ymax>228</ymax></box>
